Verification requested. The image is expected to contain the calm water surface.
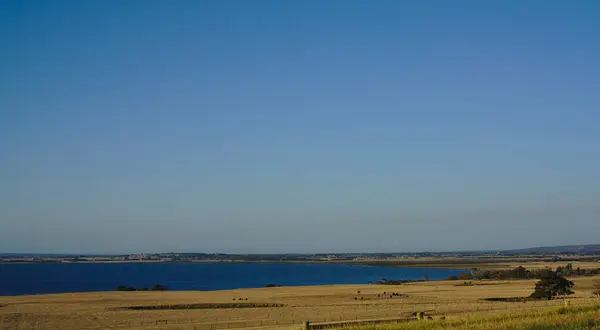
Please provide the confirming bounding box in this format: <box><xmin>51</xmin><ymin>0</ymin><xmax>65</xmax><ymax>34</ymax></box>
<box><xmin>0</xmin><ymin>263</ymin><xmax>465</xmax><ymax>296</ymax></box>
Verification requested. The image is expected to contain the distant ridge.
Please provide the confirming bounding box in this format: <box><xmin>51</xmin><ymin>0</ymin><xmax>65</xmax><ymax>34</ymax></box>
<box><xmin>500</xmin><ymin>244</ymin><xmax>600</xmax><ymax>255</ymax></box>
<box><xmin>2</xmin><ymin>244</ymin><xmax>600</xmax><ymax>257</ymax></box>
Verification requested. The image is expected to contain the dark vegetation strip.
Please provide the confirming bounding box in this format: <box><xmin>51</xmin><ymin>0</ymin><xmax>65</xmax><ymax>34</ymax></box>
<box><xmin>376</xmin><ymin>280</ymin><xmax>425</xmax><ymax>285</ymax></box>
<box><xmin>483</xmin><ymin>297</ymin><xmax>536</xmax><ymax>302</ymax></box>
<box><xmin>120</xmin><ymin>303</ymin><xmax>285</xmax><ymax>310</ymax></box>
<box><xmin>364</xmin><ymin>257</ymin><xmax>600</xmax><ymax>267</ymax></box>
<box><xmin>443</xmin><ymin>264</ymin><xmax>600</xmax><ymax>282</ymax></box>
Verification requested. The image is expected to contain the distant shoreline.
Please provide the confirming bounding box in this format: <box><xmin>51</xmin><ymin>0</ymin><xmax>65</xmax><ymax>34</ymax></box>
<box><xmin>0</xmin><ymin>258</ymin><xmax>476</xmax><ymax>269</ymax></box>
<box><xmin>2</xmin><ymin>257</ymin><xmax>599</xmax><ymax>270</ymax></box>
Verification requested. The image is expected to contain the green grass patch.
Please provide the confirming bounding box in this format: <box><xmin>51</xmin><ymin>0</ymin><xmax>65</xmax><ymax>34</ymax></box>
<box><xmin>341</xmin><ymin>305</ymin><xmax>600</xmax><ymax>329</ymax></box>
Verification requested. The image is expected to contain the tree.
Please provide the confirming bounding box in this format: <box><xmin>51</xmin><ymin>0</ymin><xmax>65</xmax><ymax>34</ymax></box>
<box><xmin>514</xmin><ymin>266</ymin><xmax>528</xmax><ymax>278</ymax></box>
<box><xmin>565</xmin><ymin>263</ymin><xmax>573</xmax><ymax>276</ymax></box>
<box><xmin>151</xmin><ymin>284</ymin><xmax>168</xmax><ymax>291</ymax></box>
<box><xmin>471</xmin><ymin>268</ymin><xmax>491</xmax><ymax>280</ymax></box>
<box><xmin>592</xmin><ymin>280</ymin><xmax>600</xmax><ymax>298</ymax></box>
<box><xmin>116</xmin><ymin>285</ymin><xmax>136</xmax><ymax>291</ymax></box>
<box><xmin>529</xmin><ymin>271</ymin><xmax>574</xmax><ymax>300</ymax></box>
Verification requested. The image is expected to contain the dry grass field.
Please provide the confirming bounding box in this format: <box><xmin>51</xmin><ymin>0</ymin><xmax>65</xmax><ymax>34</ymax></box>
<box><xmin>1</xmin><ymin>276</ymin><xmax>599</xmax><ymax>330</ymax></box>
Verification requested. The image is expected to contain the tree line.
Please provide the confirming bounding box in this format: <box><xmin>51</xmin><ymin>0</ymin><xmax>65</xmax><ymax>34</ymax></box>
<box><xmin>447</xmin><ymin>264</ymin><xmax>600</xmax><ymax>281</ymax></box>
<box><xmin>445</xmin><ymin>264</ymin><xmax>600</xmax><ymax>300</ymax></box>
<box><xmin>116</xmin><ymin>284</ymin><xmax>168</xmax><ymax>291</ymax></box>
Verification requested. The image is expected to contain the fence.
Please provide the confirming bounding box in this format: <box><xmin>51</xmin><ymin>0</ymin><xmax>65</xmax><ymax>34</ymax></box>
<box><xmin>25</xmin><ymin>298</ymin><xmax>600</xmax><ymax>330</ymax></box>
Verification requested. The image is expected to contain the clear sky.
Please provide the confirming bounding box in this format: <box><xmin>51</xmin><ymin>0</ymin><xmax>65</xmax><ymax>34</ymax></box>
<box><xmin>1</xmin><ymin>0</ymin><xmax>599</xmax><ymax>254</ymax></box>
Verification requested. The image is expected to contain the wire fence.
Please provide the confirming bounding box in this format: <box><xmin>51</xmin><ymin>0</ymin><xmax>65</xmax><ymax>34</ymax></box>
<box><xmin>48</xmin><ymin>297</ymin><xmax>599</xmax><ymax>330</ymax></box>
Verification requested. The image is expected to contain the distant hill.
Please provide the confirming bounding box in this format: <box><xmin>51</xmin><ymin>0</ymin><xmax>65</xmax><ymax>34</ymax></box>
<box><xmin>501</xmin><ymin>244</ymin><xmax>600</xmax><ymax>255</ymax></box>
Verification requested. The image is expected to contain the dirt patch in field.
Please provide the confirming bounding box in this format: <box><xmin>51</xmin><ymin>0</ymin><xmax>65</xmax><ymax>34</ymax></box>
<box><xmin>455</xmin><ymin>282</ymin><xmax>501</xmax><ymax>287</ymax></box>
<box><xmin>118</xmin><ymin>302</ymin><xmax>285</xmax><ymax>310</ymax></box>
<box><xmin>483</xmin><ymin>297</ymin><xmax>532</xmax><ymax>302</ymax></box>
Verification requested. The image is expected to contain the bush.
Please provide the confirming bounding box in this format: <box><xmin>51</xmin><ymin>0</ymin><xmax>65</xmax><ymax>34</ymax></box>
<box><xmin>447</xmin><ymin>275</ymin><xmax>459</xmax><ymax>280</ymax></box>
<box><xmin>116</xmin><ymin>285</ymin><xmax>136</xmax><ymax>291</ymax></box>
<box><xmin>151</xmin><ymin>284</ymin><xmax>168</xmax><ymax>291</ymax></box>
<box><xmin>264</xmin><ymin>283</ymin><xmax>277</xmax><ymax>288</ymax></box>
<box><xmin>459</xmin><ymin>272</ymin><xmax>472</xmax><ymax>280</ymax></box>
<box><xmin>139</xmin><ymin>288</ymin><xmax>148</xmax><ymax>291</ymax></box>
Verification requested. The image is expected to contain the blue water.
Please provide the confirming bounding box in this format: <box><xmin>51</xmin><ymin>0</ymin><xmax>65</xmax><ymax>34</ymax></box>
<box><xmin>0</xmin><ymin>263</ymin><xmax>465</xmax><ymax>296</ymax></box>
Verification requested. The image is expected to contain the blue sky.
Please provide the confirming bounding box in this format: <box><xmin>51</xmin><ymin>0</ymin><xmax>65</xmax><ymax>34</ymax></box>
<box><xmin>1</xmin><ymin>0</ymin><xmax>599</xmax><ymax>253</ymax></box>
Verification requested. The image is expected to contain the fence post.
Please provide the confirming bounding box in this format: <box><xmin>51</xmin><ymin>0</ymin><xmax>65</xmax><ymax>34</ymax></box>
<box><xmin>304</xmin><ymin>320</ymin><xmax>310</xmax><ymax>330</ymax></box>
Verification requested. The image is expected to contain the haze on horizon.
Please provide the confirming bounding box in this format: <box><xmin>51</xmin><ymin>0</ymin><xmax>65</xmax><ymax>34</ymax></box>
<box><xmin>1</xmin><ymin>1</ymin><xmax>599</xmax><ymax>255</ymax></box>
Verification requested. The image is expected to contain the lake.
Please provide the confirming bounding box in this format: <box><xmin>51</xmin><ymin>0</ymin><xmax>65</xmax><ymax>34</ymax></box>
<box><xmin>0</xmin><ymin>263</ymin><xmax>465</xmax><ymax>296</ymax></box>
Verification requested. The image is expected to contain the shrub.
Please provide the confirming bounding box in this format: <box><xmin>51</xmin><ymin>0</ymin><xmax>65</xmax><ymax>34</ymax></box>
<box><xmin>459</xmin><ymin>272</ymin><xmax>472</xmax><ymax>280</ymax></box>
<box><xmin>264</xmin><ymin>283</ymin><xmax>277</xmax><ymax>288</ymax></box>
<box><xmin>447</xmin><ymin>275</ymin><xmax>459</xmax><ymax>280</ymax></box>
<box><xmin>116</xmin><ymin>285</ymin><xmax>136</xmax><ymax>291</ymax></box>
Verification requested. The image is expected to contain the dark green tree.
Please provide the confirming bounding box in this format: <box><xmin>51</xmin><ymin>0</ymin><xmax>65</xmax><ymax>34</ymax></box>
<box><xmin>514</xmin><ymin>266</ymin><xmax>528</xmax><ymax>278</ymax></box>
<box><xmin>529</xmin><ymin>272</ymin><xmax>574</xmax><ymax>300</ymax></box>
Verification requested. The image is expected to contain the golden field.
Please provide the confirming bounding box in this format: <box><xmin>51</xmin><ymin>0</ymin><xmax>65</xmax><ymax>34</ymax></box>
<box><xmin>1</xmin><ymin>276</ymin><xmax>599</xmax><ymax>330</ymax></box>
